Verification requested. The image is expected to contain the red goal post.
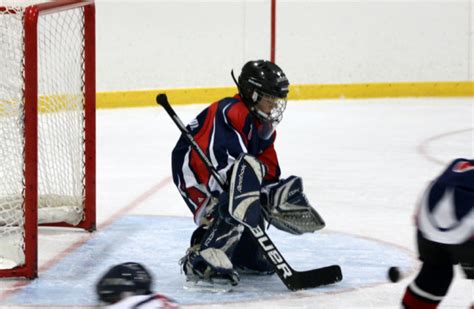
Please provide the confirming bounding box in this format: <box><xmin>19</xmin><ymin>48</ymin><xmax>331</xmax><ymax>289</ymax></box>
<box><xmin>0</xmin><ymin>0</ymin><xmax>96</xmax><ymax>279</ymax></box>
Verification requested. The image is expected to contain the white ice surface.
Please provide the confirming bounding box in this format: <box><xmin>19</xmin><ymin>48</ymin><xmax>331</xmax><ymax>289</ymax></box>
<box><xmin>0</xmin><ymin>98</ymin><xmax>472</xmax><ymax>308</ymax></box>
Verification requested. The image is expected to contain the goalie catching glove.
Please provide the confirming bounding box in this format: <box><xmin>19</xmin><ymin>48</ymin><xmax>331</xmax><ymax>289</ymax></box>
<box><xmin>226</xmin><ymin>154</ymin><xmax>325</xmax><ymax>235</ymax></box>
<box><xmin>261</xmin><ymin>176</ymin><xmax>325</xmax><ymax>235</ymax></box>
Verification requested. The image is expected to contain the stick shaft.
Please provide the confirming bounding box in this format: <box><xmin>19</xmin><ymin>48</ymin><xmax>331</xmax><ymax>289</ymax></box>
<box><xmin>156</xmin><ymin>94</ymin><xmax>227</xmax><ymax>189</ymax></box>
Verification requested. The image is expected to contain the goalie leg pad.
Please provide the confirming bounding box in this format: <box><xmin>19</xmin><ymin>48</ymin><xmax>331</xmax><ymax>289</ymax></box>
<box><xmin>231</xmin><ymin>226</ymin><xmax>275</xmax><ymax>275</ymax></box>
<box><xmin>200</xmin><ymin>217</ymin><xmax>245</xmax><ymax>256</ymax></box>
<box><xmin>182</xmin><ymin>218</ymin><xmax>244</xmax><ymax>286</ymax></box>
<box><xmin>228</xmin><ymin>154</ymin><xmax>266</xmax><ymax>228</ymax></box>
<box><xmin>181</xmin><ymin>247</ymin><xmax>240</xmax><ymax>286</ymax></box>
<box><xmin>262</xmin><ymin>176</ymin><xmax>325</xmax><ymax>235</ymax></box>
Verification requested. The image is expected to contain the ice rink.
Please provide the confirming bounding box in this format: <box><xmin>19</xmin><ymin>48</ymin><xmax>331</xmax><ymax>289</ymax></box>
<box><xmin>0</xmin><ymin>98</ymin><xmax>472</xmax><ymax>308</ymax></box>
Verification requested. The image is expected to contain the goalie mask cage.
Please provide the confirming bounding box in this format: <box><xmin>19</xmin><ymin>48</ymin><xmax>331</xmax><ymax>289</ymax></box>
<box><xmin>0</xmin><ymin>0</ymin><xmax>96</xmax><ymax>278</ymax></box>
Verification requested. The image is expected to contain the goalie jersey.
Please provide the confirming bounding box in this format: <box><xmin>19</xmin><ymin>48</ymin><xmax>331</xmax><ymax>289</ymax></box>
<box><xmin>171</xmin><ymin>94</ymin><xmax>281</xmax><ymax>224</ymax></box>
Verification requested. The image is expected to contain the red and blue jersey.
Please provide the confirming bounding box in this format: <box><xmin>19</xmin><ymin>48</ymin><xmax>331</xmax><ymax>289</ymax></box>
<box><xmin>416</xmin><ymin>158</ymin><xmax>474</xmax><ymax>245</ymax></box>
<box><xmin>171</xmin><ymin>94</ymin><xmax>281</xmax><ymax>224</ymax></box>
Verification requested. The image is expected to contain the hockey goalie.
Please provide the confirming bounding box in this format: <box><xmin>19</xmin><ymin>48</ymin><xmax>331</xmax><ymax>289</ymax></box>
<box><xmin>171</xmin><ymin>60</ymin><xmax>325</xmax><ymax>288</ymax></box>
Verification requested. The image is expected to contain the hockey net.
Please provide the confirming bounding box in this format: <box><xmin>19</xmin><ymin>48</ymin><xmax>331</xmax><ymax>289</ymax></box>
<box><xmin>0</xmin><ymin>0</ymin><xmax>95</xmax><ymax>278</ymax></box>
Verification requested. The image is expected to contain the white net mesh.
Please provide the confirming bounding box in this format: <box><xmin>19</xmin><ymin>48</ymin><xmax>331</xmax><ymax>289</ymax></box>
<box><xmin>0</xmin><ymin>3</ymin><xmax>86</xmax><ymax>269</ymax></box>
<box><xmin>0</xmin><ymin>1</ymin><xmax>50</xmax><ymax>6</ymax></box>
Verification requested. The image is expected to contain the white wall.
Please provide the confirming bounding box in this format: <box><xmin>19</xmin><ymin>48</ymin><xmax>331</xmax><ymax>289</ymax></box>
<box><xmin>95</xmin><ymin>0</ymin><xmax>473</xmax><ymax>91</ymax></box>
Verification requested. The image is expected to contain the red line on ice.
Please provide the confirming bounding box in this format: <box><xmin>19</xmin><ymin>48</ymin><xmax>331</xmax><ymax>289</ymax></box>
<box><xmin>417</xmin><ymin>127</ymin><xmax>473</xmax><ymax>166</ymax></box>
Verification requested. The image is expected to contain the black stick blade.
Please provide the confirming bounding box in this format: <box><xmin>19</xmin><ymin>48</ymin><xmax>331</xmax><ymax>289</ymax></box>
<box><xmin>286</xmin><ymin>265</ymin><xmax>343</xmax><ymax>291</ymax></box>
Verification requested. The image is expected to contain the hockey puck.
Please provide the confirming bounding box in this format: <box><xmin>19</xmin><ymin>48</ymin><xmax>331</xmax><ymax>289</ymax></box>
<box><xmin>388</xmin><ymin>266</ymin><xmax>400</xmax><ymax>282</ymax></box>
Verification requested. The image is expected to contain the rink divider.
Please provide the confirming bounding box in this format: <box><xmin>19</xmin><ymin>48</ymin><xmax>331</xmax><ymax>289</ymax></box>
<box><xmin>96</xmin><ymin>81</ymin><xmax>474</xmax><ymax>109</ymax></box>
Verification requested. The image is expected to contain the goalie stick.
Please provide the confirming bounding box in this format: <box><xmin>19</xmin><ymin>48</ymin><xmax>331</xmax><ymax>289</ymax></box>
<box><xmin>156</xmin><ymin>93</ymin><xmax>342</xmax><ymax>291</ymax></box>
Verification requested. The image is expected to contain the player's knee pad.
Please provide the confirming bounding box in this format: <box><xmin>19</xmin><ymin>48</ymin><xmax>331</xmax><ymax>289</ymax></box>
<box><xmin>228</xmin><ymin>154</ymin><xmax>266</xmax><ymax>228</ymax></box>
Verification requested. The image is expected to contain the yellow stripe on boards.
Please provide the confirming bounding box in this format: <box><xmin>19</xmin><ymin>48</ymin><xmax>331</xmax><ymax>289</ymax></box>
<box><xmin>0</xmin><ymin>82</ymin><xmax>470</xmax><ymax>114</ymax></box>
<box><xmin>290</xmin><ymin>82</ymin><xmax>474</xmax><ymax>100</ymax></box>
<box><xmin>96</xmin><ymin>87</ymin><xmax>236</xmax><ymax>109</ymax></box>
<box><xmin>96</xmin><ymin>81</ymin><xmax>474</xmax><ymax>109</ymax></box>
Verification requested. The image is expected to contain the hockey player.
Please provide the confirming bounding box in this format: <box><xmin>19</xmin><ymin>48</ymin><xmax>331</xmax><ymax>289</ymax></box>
<box><xmin>96</xmin><ymin>262</ymin><xmax>179</xmax><ymax>308</ymax></box>
<box><xmin>402</xmin><ymin>158</ymin><xmax>474</xmax><ymax>308</ymax></box>
<box><xmin>171</xmin><ymin>60</ymin><xmax>325</xmax><ymax>287</ymax></box>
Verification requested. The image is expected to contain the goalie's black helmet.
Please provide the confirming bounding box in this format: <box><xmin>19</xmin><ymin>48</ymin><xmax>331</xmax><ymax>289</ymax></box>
<box><xmin>96</xmin><ymin>262</ymin><xmax>153</xmax><ymax>304</ymax></box>
<box><xmin>233</xmin><ymin>60</ymin><xmax>289</xmax><ymax>123</ymax></box>
<box><xmin>238</xmin><ymin>60</ymin><xmax>289</xmax><ymax>100</ymax></box>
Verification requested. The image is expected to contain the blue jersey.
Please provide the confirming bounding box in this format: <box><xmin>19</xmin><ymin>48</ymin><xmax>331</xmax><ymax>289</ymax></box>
<box><xmin>416</xmin><ymin>158</ymin><xmax>474</xmax><ymax>245</ymax></box>
<box><xmin>172</xmin><ymin>94</ymin><xmax>281</xmax><ymax>224</ymax></box>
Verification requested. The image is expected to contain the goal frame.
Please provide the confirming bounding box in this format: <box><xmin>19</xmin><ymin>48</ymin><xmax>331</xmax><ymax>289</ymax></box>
<box><xmin>0</xmin><ymin>0</ymin><xmax>96</xmax><ymax>279</ymax></box>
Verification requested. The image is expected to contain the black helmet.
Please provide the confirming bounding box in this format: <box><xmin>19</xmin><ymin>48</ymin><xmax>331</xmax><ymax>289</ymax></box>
<box><xmin>96</xmin><ymin>262</ymin><xmax>153</xmax><ymax>304</ymax></box>
<box><xmin>232</xmin><ymin>60</ymin><xmax>289</xmax><ymax>124</ymax></box>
